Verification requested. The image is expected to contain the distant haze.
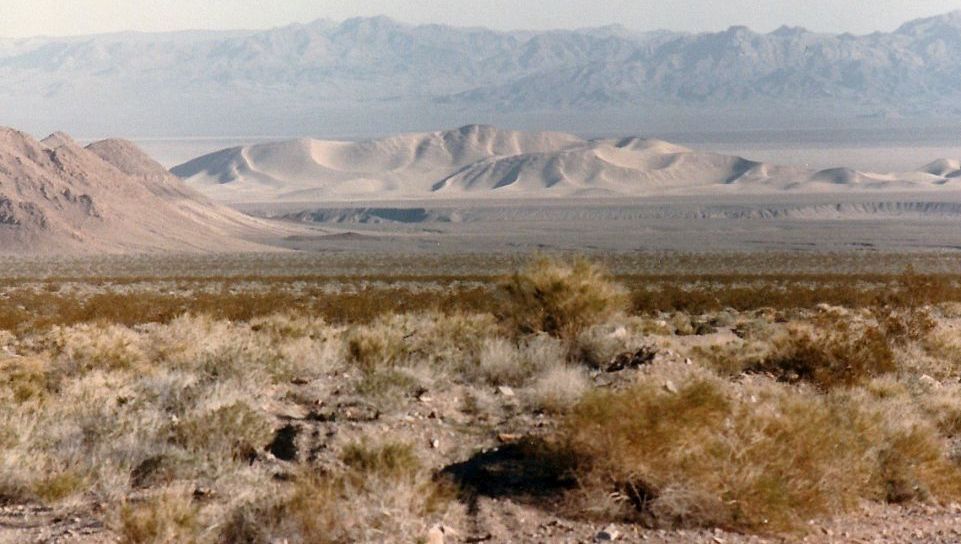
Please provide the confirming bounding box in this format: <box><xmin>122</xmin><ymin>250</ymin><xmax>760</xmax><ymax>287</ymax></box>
<box><xmin>2</xmin><ymin>0</ymin><xmax>961</xmax><ymax>37</ymax></box>
<box><xmin>3</xmin><ymin>5</ymin><xmax>961</xmax><ymax>175</ymax></box>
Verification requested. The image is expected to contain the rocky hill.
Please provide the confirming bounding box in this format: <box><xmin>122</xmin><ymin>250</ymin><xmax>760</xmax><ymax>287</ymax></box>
<box><xmin>0</xmin><ymin>127</ymin><xmax>289</xmax><ymax>254</ymax></box>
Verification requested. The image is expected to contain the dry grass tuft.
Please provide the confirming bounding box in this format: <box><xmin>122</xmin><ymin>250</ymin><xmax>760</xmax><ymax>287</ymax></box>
<box><xmin>756</xmin><ymin>318</ymin><xmax>896</xmax><ymax>390</ymax></box>
<box><xmin>116</xmin><ymin>490</ymin><xmax>202</xmax><ymax>544</ymax></box>
<box><xmin>219</xmin><ymin>472</ymin><xmax>345</xmax><ymax>544</ymax></box>
<box><xmin>340</xmin><ymin>440</ymin><xmax>421</xmax><ymax>481</ymax></box>
<box><xmin>169</xmin><ymin>402</ymin><xmax>273</xmax><ymax>462</ymax></box>
<box><xmin>0</xmin><ymin>356</ymin><xmax>55</xmax><ymax>403</ymax></box>
<box><xmin>559</xmin><ymin>367</ymin><xmax>961</xmax><ymax>532</ymax></box>
<box><xmin>526</xmin><ymin>365</ymin><xmax>590</xmax><ymax>413</ymax></box>
<box><xmin>220</xmin><ymin>440</ymin><xmax>458</xmax><ymax>544</ymax></box>
<box><xmin>32</xmin><ymin>469</ymin><xmax>88</xmax><ymax>503</ymax></box>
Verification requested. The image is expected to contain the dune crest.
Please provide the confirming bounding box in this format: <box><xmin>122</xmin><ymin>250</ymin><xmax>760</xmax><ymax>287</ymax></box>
<box><xmin>173</xmin><ymin>125</ymin><xmax>961</xmax><ymax>203</ymax></box>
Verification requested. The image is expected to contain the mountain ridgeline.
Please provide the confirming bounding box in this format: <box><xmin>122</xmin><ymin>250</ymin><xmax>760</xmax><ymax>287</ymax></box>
<box><xmin>2</xmin><ymin>12</ymin><xmax>961</xmax><ymax>134</ymax></box>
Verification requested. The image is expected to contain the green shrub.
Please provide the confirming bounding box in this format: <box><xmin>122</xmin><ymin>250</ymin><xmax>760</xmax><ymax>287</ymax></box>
<box><xmin>502</xmin><ymin>256</ymin><xmax>629</xmax><ymax>340</ymax></box>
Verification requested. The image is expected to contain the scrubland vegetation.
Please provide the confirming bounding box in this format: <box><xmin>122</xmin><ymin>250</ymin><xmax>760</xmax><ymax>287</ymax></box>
<box><xmin>3</xmin><ymin>254</ymin><xmax>961</xmax><ymax>542</ymax></box>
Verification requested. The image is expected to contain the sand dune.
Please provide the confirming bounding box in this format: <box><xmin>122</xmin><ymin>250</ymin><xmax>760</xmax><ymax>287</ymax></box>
<box><xmin>0</xmin><ymin>127</ymin><xmax>295</xmax><ymax>254</ymax></box>
<box><xmin>173</xmin><ymin>125</ymin><xmax>961</xmax><ymax>203</ymax></box>
<box><xmin>175</xmin><ymin>125</ymin><xmax>584</xmax><ymax>200</ymax></box>
<box><xmin>922</xmin><ymin>159</ymin><xmax>961</xmax><ymax>178</ymax></box>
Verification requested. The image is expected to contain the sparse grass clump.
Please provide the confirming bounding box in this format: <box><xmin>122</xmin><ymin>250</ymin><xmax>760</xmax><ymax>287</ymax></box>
<box><xmin>0</xmin><ymin>356</ymin><xmax>55</xmax><ymax>403</ymax></box>
<box><xmin>220</xmin><ymin>440</ymin><xmax>458</xmax><ymax>544</ymax></box>
<box><xmin>220</xmin><ymin>472</ymin><xmax>345</xmax><ymax>544</ymax></box>
<box><xmin>756</xmin><ymin>318</ymin><xmax>896</xmax><ymax>390</ymax></box>
<box><xmin>340</xmin><ymin>440</ymin><xmax>421</xmax><ymax>481</ymax></box>
<box><xmin>502</xmin><ymin>255</ymin><xmax>629</xmax><ymax>340</ymax></box>
<box><xmin>32</xmin><ymin>469</ymin><xmax>88</xmax><ymax>503</ymax></box>
<box><xmin>559</xmin><ymin>368</ymin><xmax>961</xmax><ymax>532</ymax></box>
<box><xmin>116</xmin><ymin>491</ymin><xmax>202</xmax><ymax>544</ymax></box>
<box><xmin>169</xmin><ymin>402</ymin><xmax>273</xmax><ymax>462</ymax></box>
<box><xmin>526</xmin><ymin>365</ymin><xmax>590</xmax><ymax>413</ymax></box>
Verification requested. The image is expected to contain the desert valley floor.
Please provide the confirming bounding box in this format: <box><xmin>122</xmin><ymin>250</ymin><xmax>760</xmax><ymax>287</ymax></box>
<box><xmin>230</xmin><ymin>192</ymin><xmax>961</xmax><ymax>255</ymax></box>
<box><xmin>5</xmin><ymin>251</ymin><xmax>961</xmax><ymax>543</ymax></box>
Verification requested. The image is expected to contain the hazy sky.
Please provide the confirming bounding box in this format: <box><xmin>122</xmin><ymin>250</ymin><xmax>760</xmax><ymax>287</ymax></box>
<box><xmin>1</xmin><ymin>0</ymin><xmax>959</xmax><ymax>38</ymax></box>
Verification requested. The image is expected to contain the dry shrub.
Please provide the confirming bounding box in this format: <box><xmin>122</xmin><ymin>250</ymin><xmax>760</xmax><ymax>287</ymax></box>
<box><xmin>473</xmin><ymin>334</ymin><xmax>567</xmax><ymax>386</ymax></box>
<box><xmin>0</xmin><ymin>330</ymin><xmax>14</xmax><ymax>349</ymax></box>
<box><xmin>345</xmin><ymin>312</ymin><xmax>504</xmax><ymax>398</ymax></box>
<box><xmin>247</xmin><ymin>313</ymin><xmax>329</xmax><ymax>339</ymax></box>
<box><xmin>707</xmin><ymin>296</ymin><xmax>936</xmax><ymax>389</ymax></box>
<box><xmin>0</xmin><ymin>356</ymin><xmax>55</xmax><ymax>403</ymax></box>
<box><xmin>690</xmin><ymin>340</ymin><xmax>770</xmax><ymax>377</ymax></box>
<box><xmin>868</xmin><ymin>269</ymin><xmax>938</xmax><ymax>349</ymax></box>
<box><xmin>574</xmin><ymin>319</ymin><xmax>651</xmax><ymax>368</ymax></box>
<box><xmin>420</xmin><ymin>312</ymin><xmax>501</xmax><ymax>364</ymax></box>
<box><xmin>913</xmin><ymin>381</ymin><xmax>961</xmax><ymax>437</ymax></box>
<box><xmin>130</xmin><ymin>453</ymin><xmax>196</xmax><ymax>490</ymax></box>
<box><xmin>922</xmin><ymin>332</ymin><xmax>961</xmax><ymax>377</ymax></box>
<box><xmin>559</xmin><ymin>368</ymin><xmax>961</xmax><ymax>533</ymax></box>
<box><xmin>219</xmin><ymin>473</ymin><xmax>345</xmax><ymax>544</ymax></box>
<box><xmin>169</xmin><ymin>402</ymin><xmax>272</xmax><ymax>462</ymax></box>
<box><xmin>354</xmin><ymin>368</ymin><xmax>418</xmax><ymax>399</ymax></box>
<box><xmin>220</xmin><ymin>440</ymin><xmax>458</xmax><ymax>544</ymax></box>
<box><xmin>346</xmin><ymin>322</ymin><xmax>409</xmax><ymax>373</ymax></box>
<box><xmin>44</xmin><ymin>322</ymin><xmax>147</xmax><ymax>374</ymax></box>
<box><xmin>346</xmin><ymin>312</ymin><xmax>498</xmax><ymax>373</ymax></box>
<box><xmin>756</xmin><ymin>317</ymin><xmax>896</xmax><ymax>390</ymax></box>
<box><xmin>502</xmin><ymin>255</ymin><xmax>629</xmax><ymax>340</ymax></box>
<box><xmin>882</xmin><ymin>309</ymin><xmax>936</xmax><ymax>346</ymax></box>
<box><xmin>117</xmin><ymin>490</ymin><xmax>202</xmax><ymax>544</ymax></box>
<box><xmin>0</xmin><ymin>283</ymin><xmax>499</xmax><ymax>332</ymax></box>
<box><xmin>883</xmin><ymin>267</ymin><xmax>951</xmax><ymax>309</ymax></box>
<box><xmin>841</xmin><ymin>386</ymin><xmax>961</xmax><ymax>504</ymax></box>
<box><xmin>31</xmin><ymin>469</ymin><xmax>87</xmax><ymax>503</ymax></box>
<box><xmin>141</xmin><ymin>313</ymin><xmax>340</xmax><ymax>384</ymax></box>
<box><xmin>340</xmin><ymin>440</ymin><xmax>420</xmax><ymax>481</ymax></box>
<box><xmin>526</xmin><ymin>365</ymin><xmax>590</xmax><ymax>413</ymax></box>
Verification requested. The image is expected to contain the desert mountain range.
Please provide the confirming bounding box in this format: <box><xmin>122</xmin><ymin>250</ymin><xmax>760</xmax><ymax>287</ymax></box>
<box><xmin>173</xmin><ymin>125</ymin><xmax>961</xmax><ymax>203</ymax></box>
<box><xmin>3</xmin><ymin>12</ymin><xmax>961</xmax><ymax>135</ymax></box>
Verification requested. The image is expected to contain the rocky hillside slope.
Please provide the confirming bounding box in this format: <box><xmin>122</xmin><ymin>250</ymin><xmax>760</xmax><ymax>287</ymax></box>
<box><xmin>0</xmin><ymin>128</ymin><xmax>290</xmax><ymax>254</ymax></box>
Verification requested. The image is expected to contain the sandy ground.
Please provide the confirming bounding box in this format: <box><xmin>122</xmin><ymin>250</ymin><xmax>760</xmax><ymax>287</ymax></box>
<box><xmin>234</xmin><ymin>193</ymin><xmax>961</xmax><ymax>254</ymax></box>
<box><xmin>3</xmin><ymin>500</ymin><xmax>960</xmax><ymax>543</ymax></box>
